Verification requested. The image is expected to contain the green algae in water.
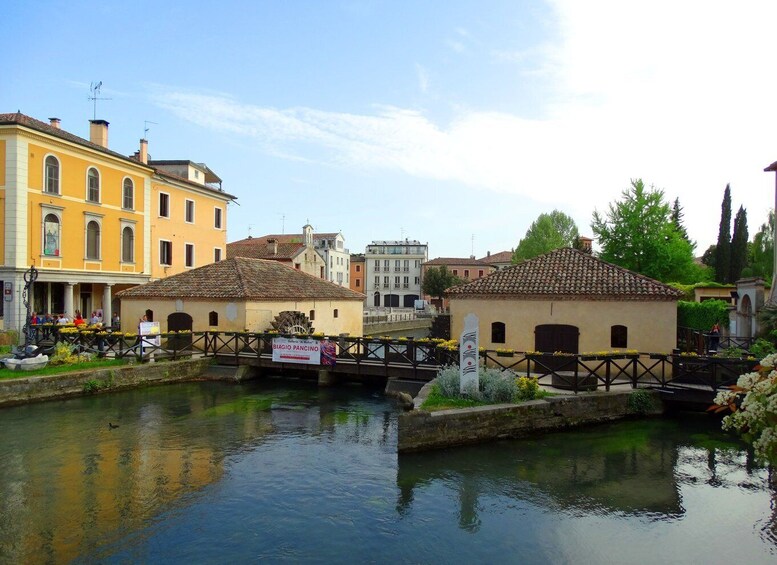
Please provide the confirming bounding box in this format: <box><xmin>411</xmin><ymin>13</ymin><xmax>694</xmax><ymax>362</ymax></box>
<box><xmin>199</xmin><ymin>395</ymin><xmax>275</xmax><ymax>417</ymax></box>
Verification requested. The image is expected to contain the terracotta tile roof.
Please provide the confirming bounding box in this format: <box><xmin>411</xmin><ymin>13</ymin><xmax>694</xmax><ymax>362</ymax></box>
<box><xmin>0</xmin><ymin>112</ymin><xmax>235</xmax><ymax>200</ymax></box>
<box><xmin>117</xmin><ymin>257</ymin><xmax>365</xmax><ymax>301</ymax></box>
<box><xmin>0</xmin><ymin>112</ymin><xmax>151</xmax><ymax>168</ymax></box>
<box><xmin>448</xmin><ymin>247</ymin><xmax>683</xmax><ymax>301</ymax></box>
<box><xmin>478</xmin><ymin>250</ymin><xmax>514</xmax><ymax>265</ymax></box>
<box><xmin>226</xmin><ymin>240</ymin><xmax>303</xmax><ymax>260</ymax></box>
<box><xmin>232</xmin><ymin>232</ymin><xmax>340</xmax><ymax>246</ymax></box>
<box><xmin>423</xmin><ymin>257</ymin><xmax>491</xmax><ymax>267</ymax></box>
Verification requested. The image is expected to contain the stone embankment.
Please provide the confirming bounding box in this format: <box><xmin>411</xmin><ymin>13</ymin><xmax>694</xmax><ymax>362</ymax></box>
<box><xmin>0</xmin><ymin>358</ymin><xmax>215</xmax><ymax>407</ymax></box>
<box><xmin>397</xmin><ymin>382</ymin><xmax>664</xmax><ymax>453</ymax></box>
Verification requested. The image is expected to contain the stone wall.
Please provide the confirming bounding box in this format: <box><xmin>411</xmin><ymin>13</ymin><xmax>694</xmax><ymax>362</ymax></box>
<box><xmin>398</xmin><ymin>388</ymin><xmax>664</xmax><ymax>453</ymax></box>
<box><xmin>0</xmin><ymin>358</ymin><xmax>213</xmax><ymax>407</ymax></box>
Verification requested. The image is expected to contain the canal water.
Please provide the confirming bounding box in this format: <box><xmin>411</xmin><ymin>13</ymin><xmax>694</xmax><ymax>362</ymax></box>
<box><xmin>0</xmin><ymin>377</ymin><xmax>774</xmax><ymax>564</ymax></box>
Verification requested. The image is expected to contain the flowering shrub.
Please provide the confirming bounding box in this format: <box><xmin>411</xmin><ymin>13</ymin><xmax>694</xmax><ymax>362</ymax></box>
<box><xmin>712</xmin><ymin>352</ymin><xmax>777</xmax><ymax>463</ymax></box>
<box><xmin>434</xmin><ymin>364</ymin><xmax>520</xmax><ymax>404</ymax></box>
<box><xmin>516</xmin><ymin>376</ymin><xmax>541</xmax><ymax>401</ymax></box>
<box><xmin>49</xmin><ymin>343</ymin><xmax>82</xmax><ymax>366</ymax></box>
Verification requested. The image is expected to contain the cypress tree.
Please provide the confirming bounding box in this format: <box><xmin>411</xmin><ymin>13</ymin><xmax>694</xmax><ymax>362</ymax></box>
<box><xmin>714</xmin><ymin>185</ymin><xmax>732</xmax><ymax>283</ymax></box>
<box><xmin>671</xmin><ymin>197</ymin><xmax>690</xmax><ymax>243</ymax></box>
<box><xmin>730</xmin><ymin>206</ymin><xmax>748</xmax><ymax>283</ymax></box>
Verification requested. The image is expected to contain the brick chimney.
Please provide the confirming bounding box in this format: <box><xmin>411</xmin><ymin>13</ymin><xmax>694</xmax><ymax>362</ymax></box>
<box><xmin>89</xmin><ymin>119</ymin><xmax>109</xmax><ymax>148</ymax></box>
<box><xmin>49</xmin><ymin>117</ymin><xmax>61</xmax><ymax>129</ymax></box>
<box><xmin>139</xmin><ymin>139</ymin><xmax>148</xmax><ymax>164</ymax></box>
<box><xmin>267</xmin><ymin>238</ymin><xmax>278</xmax><ymax>255</ymax></box>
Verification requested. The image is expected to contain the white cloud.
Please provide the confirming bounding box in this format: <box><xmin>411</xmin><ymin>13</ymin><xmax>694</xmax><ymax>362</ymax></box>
<box><xmin>151</xmin><ymin>1</ymin><xmax>777</xmax><ymax>251</ymax></box>
<box><xmin>446</xmin><ymin>39</ymin><xmax>467</xmax><ymax>54</ymax></box>
<box><xmin>415</xmin><ymin>63</ymin><xmax>429</xmax><ymax>94</ymax></box>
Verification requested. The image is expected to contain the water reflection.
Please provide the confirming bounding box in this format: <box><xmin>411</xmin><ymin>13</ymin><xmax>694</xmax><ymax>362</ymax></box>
<box><xmin>1</xmin><ymin>380</ymin><xmax>775</xmax><ymax>563</ymax></box>
<box><xmin>0</xmin><ymin>380</ymin><xmax>388</xmax><ymax>563</ymax></box>
<box><xmin>397</xmin><ymin>418</ymin><xmax>772</xmax><ymax>532</ymax></box>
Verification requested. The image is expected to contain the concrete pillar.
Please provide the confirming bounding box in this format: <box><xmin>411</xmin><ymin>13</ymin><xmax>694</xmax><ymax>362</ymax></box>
<box><xmin>64</xmin><ymin>283</ymin><xmax>75</xmax><ymax>318</ymax></box>
<box><xmin>102</xmin><ymin>284</ymin><xmax>113</xmax><ymax>323</ymax></box>
<box><xmin>317</xmin><ymin>368</ymin><xmax>338</xmax><ymax>387</ymax></box>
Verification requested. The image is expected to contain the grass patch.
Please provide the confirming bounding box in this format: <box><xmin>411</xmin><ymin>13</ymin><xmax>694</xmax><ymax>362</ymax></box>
<box><xmin>421</xmin><ymin>378</ymin><xmax>555</xmax><ymax>412</ymax></box>
<box><xmin>421</xmin><ymin>383</ymin><xmax>491</xmax><ymax>411</ymax></box>
<box><xmin>0</xmin><ymin>358</ymin><xmax>128</xmax><ymax>380</ymax></box>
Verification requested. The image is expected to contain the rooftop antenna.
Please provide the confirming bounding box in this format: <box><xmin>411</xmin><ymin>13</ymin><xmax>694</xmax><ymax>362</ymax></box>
<box><xmin>143</xmin><ymin>120</ymin><xmax>158</xmax><ymax>139</ymax></box>
<box><xmin>281</xmin><ymin>214</ymin><xmax>285</xmax><ymax>234</ymax></box>
<box><xmin>247</xmin><ymin>224</ymin><xmax>253</xmax><ymax>238</ymax></box>
<box><xmin>400</xmin><ymin>227</ymin><xmax>405</xmax><ymax>240</ymax></box>
<box><xmin>88</xmin><ymin>81</ymin><xmax>111</xmax><ymax>120</ymax></box>
<box><xmin>471</xmin><ymin>234</ymin><xmax>475</xmax><ymax>257</ymax></box>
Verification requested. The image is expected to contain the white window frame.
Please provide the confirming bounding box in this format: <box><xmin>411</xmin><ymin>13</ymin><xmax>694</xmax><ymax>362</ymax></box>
<box><xmin>159</xmin><ymin>239</ymin><xmax>173</xmax><ymax>266</ymax></box>
<box><xmin>185</xmin><ymin>199</ymin><xmax>195</xmax><ymax>223</ymax></box>
<box><xmin>185</xmin><ymin>242</ymin><xmax>195</xmax><ymax>268</ymax></box>
<box><xmin>122</xmin><ymin>177</ymin><xmax>134</xmax><ymax>210</ymax></box>
<box><xmin>214</xmin><ymin>248</ymin><xmax>222</xmax><ymax>262</ymax></box>
<box><xmin>214</xmin><ymin>207</ymin><xmax>223</xmax><ymax>229</ymax></box>
<box><xmin>44</xmin><ymin>154</ymin><xmax>60</xmax><ymax>195</ymax></box>
<box><xmin>120</xmin><ymin>220</ymin><xmax>136</xmax><ymax>264</ymax></box>
<box><xmin>159</xmin><ymin>192</ymin><xmax>171</xmax><ymax>218</ymax></box>
<box><xmin>41</xmin><ymin>205</ymin><xmax>64</xmax><ymax>257</ymax></box>
<box><xmin>84</xmin><ymin>213</ymin><xmax>103</xmax><ymax>261</ymax></box>
<box><xmin>86</xmin><ymin>167</ymin><xmax>101</xmax><ymax>203</ymax></box>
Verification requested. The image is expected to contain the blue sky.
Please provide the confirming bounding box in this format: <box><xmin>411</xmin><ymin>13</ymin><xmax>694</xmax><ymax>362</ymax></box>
<box><xmin>5</xmin><ymin>0</ymin><xmax>777</xmax><ymax>258</ymax></box>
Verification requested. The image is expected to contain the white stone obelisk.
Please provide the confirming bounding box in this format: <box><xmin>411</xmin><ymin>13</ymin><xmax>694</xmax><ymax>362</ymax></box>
<box><xmin>460</xmin><ymin>313</ymin><xmax>479</xmax><ymax>393</ymax></box>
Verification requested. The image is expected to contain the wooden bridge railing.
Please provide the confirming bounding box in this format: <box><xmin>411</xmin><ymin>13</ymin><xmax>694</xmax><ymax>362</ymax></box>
<box><xmin>30</xmin><ymin>327</ymin><xmax>759</xmax><ymax>394</ymax></box>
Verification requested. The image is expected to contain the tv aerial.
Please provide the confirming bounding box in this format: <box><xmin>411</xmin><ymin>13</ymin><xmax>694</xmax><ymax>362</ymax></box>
<box><xmin>144</xmin><ymin>120</ymin><xmax>158</xmax><ymax>140</ymax></box>
<box><xmin>88</xmin><ymin>81</ymin><xmax>111</xmax><ymax>120</ymax></box>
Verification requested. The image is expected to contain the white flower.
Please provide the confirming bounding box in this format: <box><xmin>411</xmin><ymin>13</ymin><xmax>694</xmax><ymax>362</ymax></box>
<box><xmin>737</xmin><ymin>371</ymin><xmax>762</xmax><ymax>389</ymax></box>
<box><xmin>760</xmin><ymin>353</ymin><xmax>777</xmax><ymax>369</ymax></box>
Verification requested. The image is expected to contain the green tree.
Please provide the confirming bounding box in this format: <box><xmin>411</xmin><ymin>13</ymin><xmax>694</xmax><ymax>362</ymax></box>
<box><xmin>729</xmin><ymin>206</ymin><xmax>748</xmax><ymax>283</ymax></box>
<box><xmin>701</xmin><ymin>244</ymin><xmax>716</xmax><ymax>271</ymax></box>
<box><xmin>421</xmin><ymin>266</ymin><xmax>463</xmax><ymax>302</ymax></box>
<box><xmin>513</xmin><ymin>210</ymin><xmax>580</xmax><ymax>263</ymax></box>
<box><xmin>714</xmin><ymin>185</ymin><xmax>732</xmax><ymax>283</ymax></box>
<box><xmin>748</xmin><ymin>211</ymin><xmax>774</xmax><ymax>281</ymax></box>
<box><xmin>591</xmin><ymin>179</ymin><xmax>699</xmax><ymax>282</ymax></box>
<box><xmin>671</xmin><ymin>197</ymin><xmax>691</xmax><ymax>244</ymax></box>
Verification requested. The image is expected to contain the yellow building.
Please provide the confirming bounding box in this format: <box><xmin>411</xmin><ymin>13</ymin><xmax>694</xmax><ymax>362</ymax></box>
<box><xmin>148</xmin><ymin>160</ymin><xmax>231</xmax><ymax>279</ymax></box>
<box><xmin>448</xmin><ymin>248</ymin><xmax>682</xmax><ymax>354</ymax></box>
<box><xmin>117</xmin><ymin>257</ymin><xmax>365</xmax><ymax>335</ymax></box>
<box><xmin>0</xmin><ymin>112</ymin><xmax>235</xmax><ymax>334</ymax></box>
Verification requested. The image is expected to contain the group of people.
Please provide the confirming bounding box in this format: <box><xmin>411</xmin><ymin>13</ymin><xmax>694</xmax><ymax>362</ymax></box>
<box><xmin>30</xmin><ymin>310</ymin><xmax>121</xmax><ymax>330</ymax></box>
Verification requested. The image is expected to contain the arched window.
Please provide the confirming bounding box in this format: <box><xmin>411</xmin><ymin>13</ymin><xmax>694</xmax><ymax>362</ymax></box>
<box><xmin>87</xmin><ymin>168</ymin><xmax>100</xmax><ymax>202</ymax></box>
<box><xmin>309</xmin><ymin>310</ymin><xmax>316</xmax><ymax>321</ymax></box>
<box><xmin>611</xmin><ymin>325</ymin><xmax>628</xmax><ymax>348</ymax></box>
<box><xmin>209</xmin><ymin>311</ymin><xmax>218</xmax><ymax>326</ymax></box>
<box><xmin>43</xmin><ymin>214</ymin><xmax>60</xmax><ymax>256</ymax></box>
<box><xmin>491</xmin><ymin>321</ymin><xmax>506</xmax><ymax>344</ymax></box>
<box><xmin>121</xmin><ymin>226</ymin><xmax>134</xmax><ymax>263</ymax></box>
<box><xmin>45</xmin><ymin>156</ymin><xmax>60</xmax><ymax>194</ymax></box>
<box><xmin>86</xmin><ymin>220</ymin><xmax>100</xmax><ymax>259</ymax></box>
<box><xmin>123</xmin><ymin>178</ymin><xmax>134</xmax><ymax>209</ymax></box>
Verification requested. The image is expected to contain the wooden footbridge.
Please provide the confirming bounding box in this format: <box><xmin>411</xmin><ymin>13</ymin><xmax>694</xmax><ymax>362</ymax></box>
<box><xmin>32</xmin><ymin>328</ymin><xmax>758</xmax><ymax>407</ymax></box>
